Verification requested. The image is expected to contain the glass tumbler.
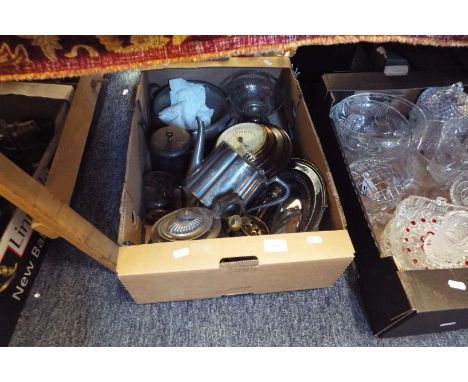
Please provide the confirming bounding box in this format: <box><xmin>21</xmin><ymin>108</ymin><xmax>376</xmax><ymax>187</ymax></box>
<box><xmin>427</xmin><ymin>116</ymin><xmax>468</xmax><ymax>186</ymax></box>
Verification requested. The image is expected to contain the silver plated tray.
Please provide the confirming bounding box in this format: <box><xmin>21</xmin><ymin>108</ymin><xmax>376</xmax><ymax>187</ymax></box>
<box><xmin>250</xmin><ymin>158</ymin><xmax>327</xmax><ymax>233</ymax></box>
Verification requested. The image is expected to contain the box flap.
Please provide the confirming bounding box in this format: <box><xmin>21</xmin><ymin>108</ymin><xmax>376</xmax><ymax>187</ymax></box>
<box><xmin>399</xmin><ymin>269</ymin><xmax>468</xmax><ymax>312</ymax></box>
<box><xmin>148</xmin><ymin>56</ymin><xmax>292</xmax><ymax>70</ymax></box>
<box><xmin>322</xmin><ymin>71</ymin><xmax>468</xmax><ymax>93</ymax></box>
<box><xmin>117</xmin><ymin>230</ymin><xmax>354</xmax><ymax>304</ymax></box>
<box><xmin>118</xmin><ymin>230</ymin><xmax>353</xmax><ymax>275</ymax></box>
<box><xmin>0</xmin><ymin>82</ymin><xmax>74</xmax><ymax>101</ymax></box>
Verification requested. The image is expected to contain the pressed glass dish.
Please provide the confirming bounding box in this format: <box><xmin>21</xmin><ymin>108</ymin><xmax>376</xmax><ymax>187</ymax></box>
<box><xmin>224</xmin><ymin>70</ymin><xmax>285</xmax><ymax>122</ymax></box>
<box><xmin>382</xmin><ymin>196</ymin><xmax>468</xmax><ymax>270</ymax></box>
<box><xmin>349</xmin><ymin>158</ymin><xmax>407</xmax><ymax>213</ymax></box>
<box><xmin>330</xmin><ymin>93</ymin><xmax>427</xmax><ymax>159</ymax></box>
<box><xmin>416</xmin><ymin>82</ymin><xmax>468</xmax><ymax>122</ymax></box>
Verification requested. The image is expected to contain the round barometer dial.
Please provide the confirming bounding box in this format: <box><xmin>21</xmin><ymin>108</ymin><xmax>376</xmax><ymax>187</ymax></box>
<box><xmin>216</xmin><ymin>122</ymin><xmax>267</xmax><ymax>156</ymax></box>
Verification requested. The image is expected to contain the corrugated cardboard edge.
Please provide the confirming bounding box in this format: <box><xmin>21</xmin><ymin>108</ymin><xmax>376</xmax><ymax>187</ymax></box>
<box><xmin>0</xmin><ymin>82</ymin><xmax>74</xmax><ymax>101</ymax></box>
<box><xmin>290</xmin><ymin>72</ymin><xmax>347</xmax><ymax>229</ymax></box>
<box><xmin>151</xmin><ymin>56</ymin><xmax>292</xmax><ymax>70</ymax></box>
<box><xmin>118</xmin><ymin>73</ymin><xmax>145</xmax><ymax>245</ymax></box>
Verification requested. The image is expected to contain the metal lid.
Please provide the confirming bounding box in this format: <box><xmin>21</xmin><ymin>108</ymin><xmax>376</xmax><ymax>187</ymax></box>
<box><xmin>149</xmin><ymin>125</ymin><xmax>192</xmax><ymax>158</ymax></box>
<box><xmin>152</xmin><ymin>207</ymin><xmax>214</xmax><ymax>242</ymax></box>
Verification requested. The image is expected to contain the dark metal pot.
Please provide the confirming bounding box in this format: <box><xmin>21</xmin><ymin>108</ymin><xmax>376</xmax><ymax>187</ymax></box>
<box><xmin>148</xmin><ymin>125</ymin><xmax>192</xmax><ymax>181</ymax></box>
<box><xmin>149</xmin><ymin>80</ymin><xmax>231</xmax><ymax>140</ymax></box>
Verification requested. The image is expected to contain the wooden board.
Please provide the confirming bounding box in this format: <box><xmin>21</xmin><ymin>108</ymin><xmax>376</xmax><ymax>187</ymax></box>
<box><xmin>45</xmin><ymin>75</ymin><xmax>103</xmax><ymax>205</ymax></box>
<box><xmin>0</xmin><ymin>153</ymin><xmax>118</xmax><ymax>271</ymax></box>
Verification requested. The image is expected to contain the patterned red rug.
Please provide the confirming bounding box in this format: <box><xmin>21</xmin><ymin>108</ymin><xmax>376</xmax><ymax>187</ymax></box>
<box><xmin>1</xmin><ymin>35</ymin><xmax>467</xmax><ymax>81</ymax></box>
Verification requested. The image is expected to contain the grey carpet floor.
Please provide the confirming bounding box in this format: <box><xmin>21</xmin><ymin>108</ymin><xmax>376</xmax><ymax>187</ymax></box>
<box><xmin>9</xmin><ymin>71</ymin><xmax>468</xmax><ymax>346</ymax></box>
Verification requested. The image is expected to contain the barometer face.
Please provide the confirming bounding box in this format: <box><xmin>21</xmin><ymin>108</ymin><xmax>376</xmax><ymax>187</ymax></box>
<box><xmin>216</xmin><ymin>123</ymin><xmax>267</xmax><ymax>155</ymax></box>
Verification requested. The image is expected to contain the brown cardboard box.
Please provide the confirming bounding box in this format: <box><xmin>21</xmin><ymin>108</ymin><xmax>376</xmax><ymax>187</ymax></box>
<box><xmin>0</xmin><ymin>82</ymin><xmax>74</xmax><ymax>345</ymax></box>
<box><xmin>116</xmin><ymin>57</ymin><xmax>355</xmax><ymax>303</ymax></box>
<box><xmin>0</xmin><ymin>76</ymin><xmax>117</xmax><ymax>272</ymax></box>
<box><xmin>309</xmin><ymin>71</ymin><xmax>468</xmax><ymax>337</ymax></box>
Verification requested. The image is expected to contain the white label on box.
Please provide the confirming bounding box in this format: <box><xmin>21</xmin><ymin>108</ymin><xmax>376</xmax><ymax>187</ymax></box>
<box><xmin>448</xmin><ymin>280</ymin><xmax>466</xmax><ymax>291</ymax></box>
<box><xmin>307</xmin><ymin>236</ymin><xmax>323</xmax><ymax>244</ymax></box>
<box><xmin>263</xmin><ymin>239</ymin><xmax>288</xmax><ymax>253</ymax></box>
<box><xmin>173</xmin><ymin>247</ymin><xmax>190</xmax><ymax>258</ymax></box>
<box><xmin>440</xmin><ymin>322</ymin><xmax>457</xmax><ymax>327</ymax></box>
<box><xmin>263</xmin><ymin>59</ymin><xmax>273</xmax><ymax>66</ymax></box>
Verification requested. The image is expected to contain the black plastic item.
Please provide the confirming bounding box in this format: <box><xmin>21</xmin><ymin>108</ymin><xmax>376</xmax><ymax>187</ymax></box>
<box><xmin>148</xmin><ymin>125</ymin><xmax>192</xmax><ymax>181</ymax></box>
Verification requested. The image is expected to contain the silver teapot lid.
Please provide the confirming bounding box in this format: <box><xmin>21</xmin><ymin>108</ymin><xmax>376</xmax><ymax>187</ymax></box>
<box><xmin>149</xmin><ymin>125</ymin><xmax>192</xmax><ymax>158</ymax></box>
<box><xmin>151</xmin><ymin>207</ymin><xmax>218</xmax><ymax>242</ymax></box>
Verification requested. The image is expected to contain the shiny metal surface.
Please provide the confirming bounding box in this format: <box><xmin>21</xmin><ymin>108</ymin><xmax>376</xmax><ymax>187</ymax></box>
<box><xmin>240</xmin><ymin>215</ymin><xmax>270</xmax><ymax>236</ymax></box>
<box><xmin>186</xmin><ymin>117</ymin><xmax>205</xmax><ymax>178</ymax></box>
<box><xmin>215</xmin><ymin>122</ymin><xmax>292</xmax><ymax>177</ymax></box>
<box><xmin>150</xmin><ymin>207</ymin><xmax>221</xmax><ymax>242</ymax></box>
<box><xmin>252</xmin><ymin>159</ymin><xmax>327</xmax><ymax>233</ymax></box>
<box><xmin>185</xmin><ymin>142</ymin><xmax>267</xmax><ymax>209</ymax></box>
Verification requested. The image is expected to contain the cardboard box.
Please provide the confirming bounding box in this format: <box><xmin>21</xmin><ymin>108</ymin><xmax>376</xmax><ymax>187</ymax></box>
<box><xmin>0</xmin><ymin>82</ymin><xmax>74</xmax><ymax>345</ymax></box>
<box><xmin>309</xmin><ymin>71</ymin><xmax>468</xmax><ymax>337</ymax></box>
<box><xmin>116</xmin><ymin>57</ymin><xmax>355</xmax><ymax>303</ymax></box>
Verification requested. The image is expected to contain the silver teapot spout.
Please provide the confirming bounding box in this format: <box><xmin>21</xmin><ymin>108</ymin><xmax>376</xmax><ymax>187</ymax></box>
<box><xmin>186</xmin><ymin>116</ymin><xmax>205</xmax><ymax>178</ymax></box>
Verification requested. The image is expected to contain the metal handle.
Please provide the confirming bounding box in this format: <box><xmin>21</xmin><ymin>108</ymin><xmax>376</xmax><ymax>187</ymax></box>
<box><xmin>246</xmin><ymin>177</ymin><xmax>290</xmax><ymax>213</ymax></box>
<box><xmin>186</xmin><ymin>117</ymin><xmax>205</xmax><ymax>178</ymax></box>
<box><xmin>212</xmin><ymin>193</ymin><xmax>246</xmax><ymax>218</ymax></box>
<box><xmin>174</xmin><ymin>184</ymin><xmax>187</xmax><ymax>209</ymax></box>
<box><xmin>148</xmin><ymin>83</ymin><xmax>162</xmax><ymax>100</ymax></box>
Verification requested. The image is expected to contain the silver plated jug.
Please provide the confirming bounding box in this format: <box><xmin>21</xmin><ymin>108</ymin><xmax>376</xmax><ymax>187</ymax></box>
<box><xmin>185</xmin><ymin>141</ymin><xmax>290</xmax><ymax>214</ymax></box>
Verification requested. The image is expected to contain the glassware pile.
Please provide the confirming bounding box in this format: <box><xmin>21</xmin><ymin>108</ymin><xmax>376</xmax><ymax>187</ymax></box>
<box><xmin>330</xmin><ymin>83</ymin><xmax>468</xmax><ymax>270</ymax></box>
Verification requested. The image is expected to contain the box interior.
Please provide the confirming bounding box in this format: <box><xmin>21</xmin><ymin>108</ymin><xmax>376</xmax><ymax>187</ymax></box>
<box><xmin>0</xmin><ymin>82</ymin><xmax>73</xmax><ymax>131</ymax></box>
<box><xmin>119</xmin><ymin>64</ymin><xmax>347</xmax><ymax>246</ymax></box>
